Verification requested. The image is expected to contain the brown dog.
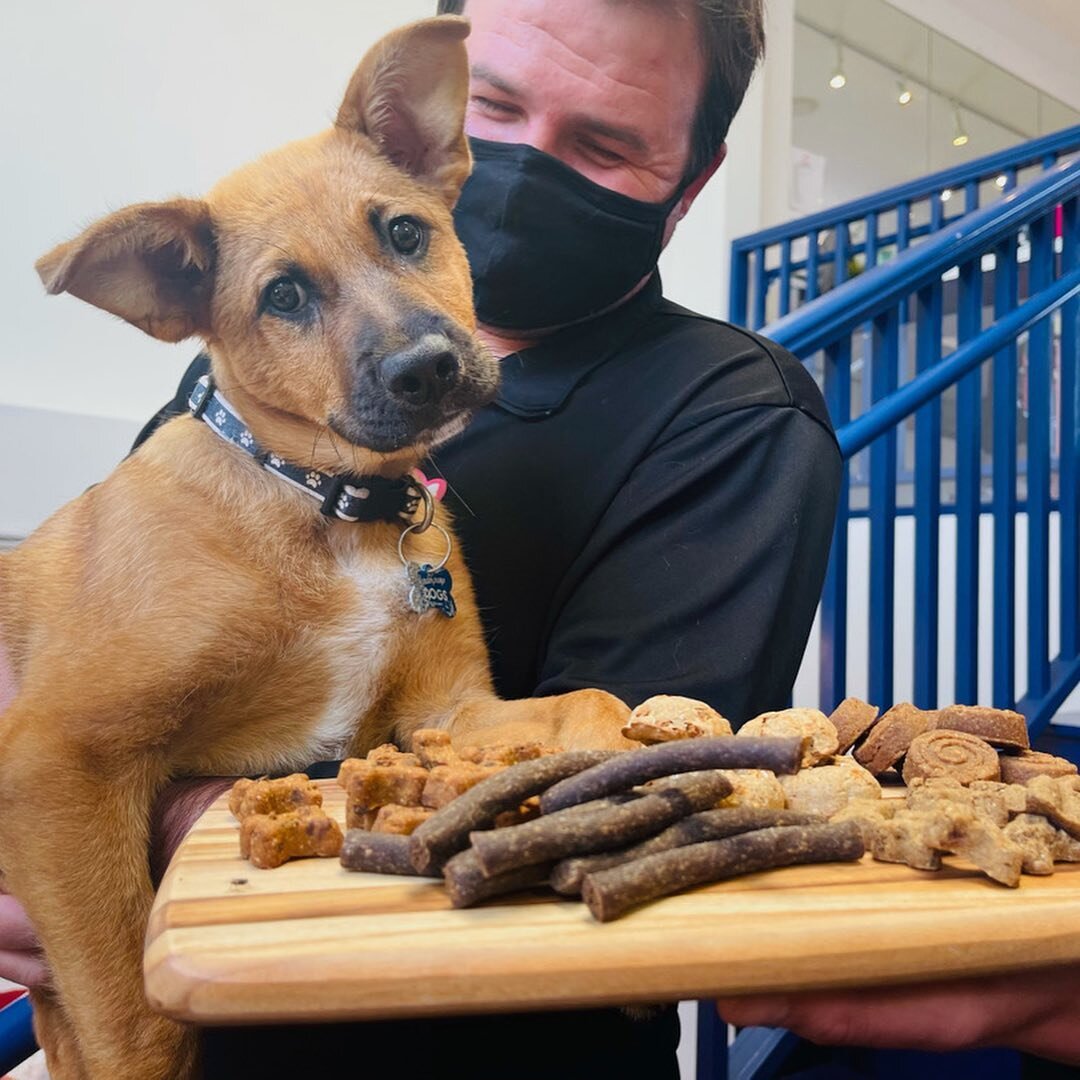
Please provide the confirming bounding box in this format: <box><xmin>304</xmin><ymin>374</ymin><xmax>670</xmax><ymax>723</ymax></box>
<box><xmin>0</xmin><ymin>17</ymin><xmax>633</xmax><ymax>1079</ymax></box>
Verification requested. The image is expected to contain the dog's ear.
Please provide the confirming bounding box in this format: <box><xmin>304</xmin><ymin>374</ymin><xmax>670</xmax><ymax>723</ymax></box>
<box><xmin>336</xmin><ymin>16</ymin><xmax>472</xmax><ymax>206</ymax></box>
<box><xmin>34</xmin><ymin>199</ymin><xmax>215</xmax><ymax>343</ymax></box>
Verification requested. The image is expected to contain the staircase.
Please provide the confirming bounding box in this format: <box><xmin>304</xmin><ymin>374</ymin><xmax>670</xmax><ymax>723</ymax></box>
<box><xmin>710</xmin><ymin>126</ymin><xmax>1080</xmax><ymax>1080</ymax></box>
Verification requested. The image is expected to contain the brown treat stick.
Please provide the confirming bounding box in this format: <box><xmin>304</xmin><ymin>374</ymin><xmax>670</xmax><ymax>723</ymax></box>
<box><xmin>539</xmin><ymin>737</ymin><xmax>804</xmax><ymax>814</ymax></box>
<box><xmin>636</xmin><ymin>770</ymin><xmax>733</xmax><ymax>802</ymax></box>
<box><xmin>581</xmin><ymin>821</ymin><xmax>865</xmax><ymax>922</ymax></box>
<box><xmin>469</xmin><ymin>774</ymin><xmax>730</xmax><ymax>878</ymax></box>
<box><xmin>408</xmin><ymin>749</ymin><xmax>619</xmax><ymax>874</ymax></box>
<box><xmin>339</xmin><ymin>830</ymin><xmax>432</xmax><ymax>876</ymax></box>
<box><xmin>442</xmin><ymin>849</ymin><xmax>553</xmax><ymax>907</ymax></box>
<box><xmin>550</xmin><ymin>807</ymin><xmax>825</xmax><ymax>895</ymax></box>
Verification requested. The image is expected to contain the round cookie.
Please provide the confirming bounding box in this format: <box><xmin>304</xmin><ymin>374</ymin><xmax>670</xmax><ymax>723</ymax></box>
<box><xmin>827</xmin><ymin>697</ymin><xmax>880</xmax><ymax>754</ymax></box>
<box><xmin>933</xmin><ymin>705</ymin><xmax>1029</xmax><ymax>751</ymax></box>
<box><xmin>999</xmin><ymin>750</ymin><xmax>1078</xmax><ymax>785</ymax></box>
<box><xmin>779</xmin><ymin>759</ymin><xmax>882</xmax><ymax>818</ymax></box>
<box><xmin>853</xmin><ymin>703</ymin><xmax>936</xmax><ymax>776</ymax></box>
<box><xmin>715</xmin><ymin>768</ymin><xmax>786</xmax><ymax>810</ymax></box>
<box><xmin>901</xmin><ymin>729</ymin><xmax>1001</xmax><ymax>785</ymax></box>
<box><xmin>737</xmin><ymin>707</ymin><xmax>839</xmax><ymax>767</ymax></box>
<box><xmin>622</xmin><ymin>695</ymin><xmax>733</xmax><ymax>744</ymax></box>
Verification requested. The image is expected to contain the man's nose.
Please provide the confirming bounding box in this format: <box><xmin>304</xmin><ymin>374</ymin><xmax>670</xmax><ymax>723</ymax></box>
<box><xmin>379</xmin><ymin>334</ymin><xmax>460</xmax><ymax>407</ymax></box>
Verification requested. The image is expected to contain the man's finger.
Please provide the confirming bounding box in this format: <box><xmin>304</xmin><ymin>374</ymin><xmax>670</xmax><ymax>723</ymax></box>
<box><xmin>0</xmin><ymin>950</ymin><xmax>49</xmax><ymax>990</ymax></box>
<box><xmin>0</xmin><ymin>895</ymin><xmax>41</xmax><ymax>953</ymax></box>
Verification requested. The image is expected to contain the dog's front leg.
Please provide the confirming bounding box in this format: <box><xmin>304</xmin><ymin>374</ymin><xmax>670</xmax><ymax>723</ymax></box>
<box><xmin>0</xmin><ymin>721</ymin><xmax>197</xmax><ymax>1080</ymax></box>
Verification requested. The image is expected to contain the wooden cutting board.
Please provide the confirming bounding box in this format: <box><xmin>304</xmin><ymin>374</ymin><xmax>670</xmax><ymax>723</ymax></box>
<box><xmin>144</xmin><ymin>780</ymin><xmax>1080</xmax><ymax>1025</ymax></box>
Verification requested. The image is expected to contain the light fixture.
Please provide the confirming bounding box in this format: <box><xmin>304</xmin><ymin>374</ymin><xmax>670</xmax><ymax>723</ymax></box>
<box><xmin>896</xmin><ymin>80</ymin><xmax>913</xmax><ymax>106</ymax></box>
<box><xmin>829</xmin><ymin>41</ymin><xmax>846</xmax><ymax>90</ymax></box>
<box><xmin>941</xmin><ymin>188</ymin><xmax>953</xmax><ymax>202</ymax></box>
<box><xmin>952</xmin><ymin>104</ymin><xmax>969</xmax><ymax>147</ymax></box>
<box><xmin>995</xmin><ymin>174</ymin><xmax>1008</xmax><ymax>189</ymax></box>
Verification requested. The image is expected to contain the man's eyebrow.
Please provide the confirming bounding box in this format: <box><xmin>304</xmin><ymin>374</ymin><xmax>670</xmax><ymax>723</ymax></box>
<box><xmin>469</xmin><ymin>64</ymin><xmax>522</xmax><ymax>99</ymax></box>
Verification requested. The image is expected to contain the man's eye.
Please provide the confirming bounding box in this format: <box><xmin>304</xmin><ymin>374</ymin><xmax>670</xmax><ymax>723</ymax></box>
<box><xmin>265</xmin><ymin>277</ymin><xmax>308</xmax><ymax>314</ymax></box>
<box><xmin>388</xmin><ymin>216</ymin><xmax>426</xmax><ymax>256</ymax></box>
<box><xmin>471</xmin><ymin>95</ymin><xmax>517</xmax><ymax>116</ymax></box>
<box><xmin>582</xmin><ymin>141</ymin><xmax>624</xmax><ymax>165</ymax></box>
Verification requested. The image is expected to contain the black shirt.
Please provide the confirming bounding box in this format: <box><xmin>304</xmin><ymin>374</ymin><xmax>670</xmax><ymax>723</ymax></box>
<box><xmin>140</xmin><ymin>273</ymin><xmax>840</xmax><ymax>722</ymax></box>
<box><xmin>136</xmin><ymin>272</ymin><xmax>840</xmax><ymax>1080</ymax></box>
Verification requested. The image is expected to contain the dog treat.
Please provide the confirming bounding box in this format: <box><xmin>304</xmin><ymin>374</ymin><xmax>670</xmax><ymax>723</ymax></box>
<box><xmin>460</xmin><ymin>742</ymin><xmax>563</xmax><ymax>766</ymax></box>
<box><xmin>779</xmin><ymin>758</ymin><xmax>881</xmax><ymax>817</ymax></box>
<box><xmin>854</xmin><ymin>703</ymin><xmax>936</xmax><ymax>775</ymax></box>
<box><xmin>422</xmin><ymin>762</ymin><xmax>501</xmax><ymax>809</ymax></box>
<box><xmin>737</xmin><ymin>708</ymin><xmax>839</xmax><ymax>767</ymax></box>
<box><xmin>346</xmin><ymin>764</ymin><xmax>430</xmax><ymax>828</ymax></box>
<box><xmin>715</xmin><ymin>769</ymin><xmax>786</xmax><ymax>810</ymax></box>
<box><xmin>1000</xmin><ymin>750</ymin><xmax>1079</xmax><ymax>785</ymax></box>
<box><xmin>868</xmin><ymin>804</ymin><xmax>1023</xmax><ymax>885</ymax></box>
<box><xmin>827</xmin><ymin>697</ymin><xmax>880</xmax><ymax>754</ymax></box>
<box><xmin>635</xmin><ymin>769</ymin><xmax>733</xmax><ymax>804</ymax></box>
<box><xmin>550</xmin><ymin>807</ymin><xmax>825</xmax><ymax>895</ymax></box>
<box><xmin>340</xmin><ymin>829</ymin><xmax>427</xmax><ymax>876</ymax></box>
<box><xmin>1002</xmin><ymin>813</ymin><xmax>1080</xmax><ymax>875</ymax></box>
<box><xmin>829</xmin><ymin>799</ymin><xmax>900</xmax><ymax>846</ymax></box>
<box><xmin>901</xmin><ymin>730</ymin><xmax>1001</xmax><ymax>786</ymax></box>
<box><xmin>539</xmin><ymin>737</ymin><xmax>804</xmax><ymax>814</ymax></box>
<box><xmin>869</xmin><ymin>811</ymin><xmax>944</xmax><ymax>871</ymax></box>
<box><xmin>371</xmin><ymin>803</ymin><xmax>435</xmax><ymax>835</ymax></box>
<box><xmin>904</xmin><ymin>776</ymin><xmax>1022</xmax><ymax>827</ymax></box>
<box><xmin>933</xmin><ymin>705</ymin><xmax>1030</xmax><ymax>751</ymax></box>
<box><xmin>411</xmin><ymin>728</ymin><xmax>458</xmax><ymax>768</ymax></box>
<box><xmin>409</xmin><ymin>749</ymin><xmax>619</xmax><ymax>874</ymax></box>
<box><xmin>337</xmin><ymin>759</ymin><xmax>367</xmax><ymax>788</ymax></box>
<box><xmin>365</xmin><ymin>743</ymin><xmax>423</xmax><ymax>768</ymax></box>
<box><xmin>621</xmin><ymin>695</ymin><xmax>733</xmax><ymax>744</ymax></box>
<box><xmin>470</xmin><ymin>773</ymin><xmax>730</xmax><ymax>877</ymax></box>
<box><xmin>442</xmin><ymin>849</ymin><xmax>553</xmax><ymax>908</ymax></box>
<box><xmin>493</xmin><ymin>797</ymin><xmax>543</xmax><ymax>829</ymax></box>
<box><xmin>581</xmin><ymin>821</ymin><xmax>865</xmax><ymax>922</ymax></box>
<box><xmin>229</xmin><ymin>774</ymin><xmax>323</xmax><ymax>820</ymax></box>
<box><xmin>1024</xmin><ymin>775</ymin><xmax>1080</xmax><ymax>838</ymax></box>
<box><xmin>240</xmin><ymin>806</ymin><xmax>343</xmax><ymax>869</ymax></box>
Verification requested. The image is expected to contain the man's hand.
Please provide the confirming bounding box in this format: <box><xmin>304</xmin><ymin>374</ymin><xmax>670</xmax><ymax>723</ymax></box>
<box><xmin>716</xmin><ymin>966</ymin><xmax>1080</xmax><ymax>1067</ymax></box>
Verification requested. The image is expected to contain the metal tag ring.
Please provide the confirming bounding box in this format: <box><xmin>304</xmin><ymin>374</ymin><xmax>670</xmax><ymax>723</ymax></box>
<box><xmin>411</xmin><ymin>481</ymin><xmax>435</xmax><ymax>534</ymax></box>
<box><xmin>398</xmin><ymin>520</ymin><xmax>453</xmax><ymax>572</ymax></box>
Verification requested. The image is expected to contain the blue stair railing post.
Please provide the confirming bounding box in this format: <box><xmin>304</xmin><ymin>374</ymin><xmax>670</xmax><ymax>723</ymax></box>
<box><xmin>992</xmin><ymin>232</ymin><xmax>1019</xmax><ymax>708</ymax></box>
<box><xmin>913</xmin><ymin>280</ymin><xmax>943</xmax><ymax>708</ymax></box>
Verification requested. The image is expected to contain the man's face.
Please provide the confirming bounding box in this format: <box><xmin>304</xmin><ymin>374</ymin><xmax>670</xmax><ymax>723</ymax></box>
<box><xmin>462</xmin><ymin>0</ymin><xmax>706</xmax><ymax>204</ymax></box>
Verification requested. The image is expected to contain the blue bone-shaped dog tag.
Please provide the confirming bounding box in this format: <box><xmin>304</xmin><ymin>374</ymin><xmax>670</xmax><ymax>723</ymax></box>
<box><xmin>406</xmin><ymin>562</ymin><xmax>456</xmax><ymax>618</ymax></box>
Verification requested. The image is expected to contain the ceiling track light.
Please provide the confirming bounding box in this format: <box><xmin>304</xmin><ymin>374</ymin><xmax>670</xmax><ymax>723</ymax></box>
<box><xmin>952</xmin><ymin>103</ymin><xmax>970</xmax><ymax>147</ymax></box>
<box><xmin>829</xmin><ymin>40</ymin><xmax>846</xmax><ymax>90</ymax></box>
<box><xmin>896</xmin><ymin>79</ymin><xmax>913</xmax><ymax>106</ymax></box>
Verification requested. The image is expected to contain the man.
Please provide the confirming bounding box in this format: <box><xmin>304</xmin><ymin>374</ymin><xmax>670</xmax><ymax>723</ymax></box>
<box><xmin>5</xmin><ymin>0</ymin><xmax>1074</xmax><ymax>1075</ymax></box>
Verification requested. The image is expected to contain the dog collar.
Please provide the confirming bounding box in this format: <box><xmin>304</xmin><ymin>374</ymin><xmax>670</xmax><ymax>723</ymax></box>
<box><xmin>187</xmin><ymin>374</ymin><xmax>425</xmax><ymax>525</ymax></box>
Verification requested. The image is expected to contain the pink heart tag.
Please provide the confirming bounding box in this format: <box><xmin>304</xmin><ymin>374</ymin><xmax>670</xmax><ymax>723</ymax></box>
<box><xmin>412</xmin><ymin>468</ymin><xmax>447</xmax><ymax>502</ymax></box>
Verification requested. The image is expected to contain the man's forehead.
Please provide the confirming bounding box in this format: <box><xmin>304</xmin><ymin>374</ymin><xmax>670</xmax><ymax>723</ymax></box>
<box><xmin>463</xmin><ymin>0</ymin><xmax>704</xmax><ymax>137</ymax></box>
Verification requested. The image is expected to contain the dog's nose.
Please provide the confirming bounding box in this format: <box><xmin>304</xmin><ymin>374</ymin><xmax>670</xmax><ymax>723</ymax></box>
<box><xmin>379</xmin><ymin>335</ymin><xmax>460</xmax><ymax>407</ymax></box>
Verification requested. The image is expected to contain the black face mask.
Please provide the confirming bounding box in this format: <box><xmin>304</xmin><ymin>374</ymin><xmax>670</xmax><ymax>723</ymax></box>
<box><xmin>452</xmin><ymin>137</ymin><xmax>684</xmax><ymax>333</ymax></box>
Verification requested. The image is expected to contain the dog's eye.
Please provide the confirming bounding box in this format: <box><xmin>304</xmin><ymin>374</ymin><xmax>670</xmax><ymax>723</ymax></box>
<box><xmin>266</xmin><ymin>277</ymin><xmax>307</xmax><ymax>314</ymax></box>
<box><xmin>388</xmin><ymin>217</ymin><xmax>425</xmax><ymax>256</ymax></box>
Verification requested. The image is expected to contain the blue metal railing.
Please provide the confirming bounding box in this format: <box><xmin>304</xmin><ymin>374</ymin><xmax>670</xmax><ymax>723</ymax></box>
<box><xmin>713</xmin><ymin>150</ymin><xmax>1080</xmax><ymax>1080</ymax></box>
<box><xmin>730</xmin><ymin>124</ymin><xmax>1080</xmax><ymax>332</ymax></box>
<box><xmin>766</xmin><ymin>157</ymin><xmax>1080</xmax><ymax>732</ymax></box>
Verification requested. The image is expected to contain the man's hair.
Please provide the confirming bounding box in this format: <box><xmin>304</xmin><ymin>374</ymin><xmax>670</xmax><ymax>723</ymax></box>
<box><xmin>435</xmin><ymin>0</ymin><xmax>765</xmax><ymax>181</ymax></box>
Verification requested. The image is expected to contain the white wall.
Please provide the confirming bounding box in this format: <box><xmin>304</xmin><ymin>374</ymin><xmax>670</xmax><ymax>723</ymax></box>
<box><xmin>1</xmin><ymin>0</ymin><xmax>435</xmax><ymax>428</ymax></box>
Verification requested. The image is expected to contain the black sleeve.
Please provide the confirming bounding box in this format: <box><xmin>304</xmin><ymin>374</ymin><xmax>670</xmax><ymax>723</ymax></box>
<box><xmin>533</xmin><ymin>404</ymin><xmax>841</xmax><ymax>725</ymax></box>
<box><xmin>130</xmin><ymin>354</ymin><xmax>210</xmax><ymax>453</ymax></box>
